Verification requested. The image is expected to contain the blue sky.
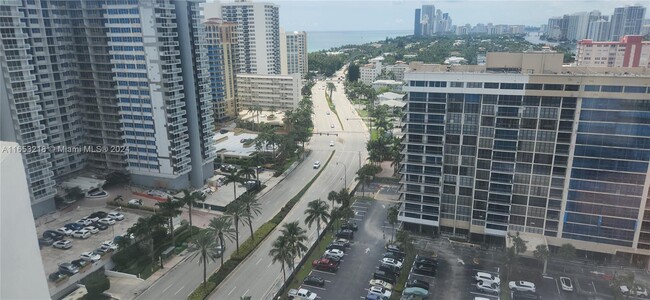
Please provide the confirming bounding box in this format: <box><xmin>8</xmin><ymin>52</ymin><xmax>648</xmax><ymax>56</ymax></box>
<box><xmin>259</xmin><ymin>0</ymin><xmax>647</xmax><ymax>31</ymax></box>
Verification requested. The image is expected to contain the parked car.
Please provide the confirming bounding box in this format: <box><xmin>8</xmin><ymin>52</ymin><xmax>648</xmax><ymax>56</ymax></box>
<box><xmin>128</xmin><ymin>199</ymin><xmax>143</xmax><ymax>206</ymax></box>
<box><xmin>334</xmin><ymin>238</ymin><xmax>351</xmax><ymax>247</ymax></box>
<box><xmin>56</xmin><ymin>227</ymin><xmax>74</xmax><ymax>236</ymax></box>
<box><xmin>39</xmin><ymin>237</ymin><xmax>54</xmax><ymax>247</ymax></box>
<box><xmin>58</xmin><ymin>263</ymin><xmax>79</xmax><ymax>276</ymax></box>
<box><xmin>313</xmin><ymin>161</ymin><xmax>320</xmax><ymax>169</ymax></box>
<box><xmin>369</xmin><ymin>279</ymin><xmax>393</xmax><ymax>291</ymax></box>
<box><xmin>403</xmin><ymin>287</ymin><xmax>429</xmax><ymax>297</ymax></box>
<box><xmin>386</xmin><ymin>244</ymin><xmax>405</xmax><ymax>256</ymax></box>
<box><xmin>99</xmin><ymin>217</ymin><xmax>116</xmax><ymax>225</ymax></box>
<box><xmin>324</xmin><ymin>249</ymin><xmax>344</xmax><ymax>259</ymax></box>
<box><xmin>560</xmin><ymin>277</ymin><xmax>573</xmax><ymax>292</ymax></box>
<box><xmin>336</xmin><ymin>229</ymin><xmax>353</xmax><ymax>239</ymax></box>
<box><xmin>303</xmin><ymin>275</ymin><xmax>325</xmax><ymax>287</ymax></box>
<box><xmin>373</xmin><ymin>271</ymin><xmax>396</xmax><ymax>285</ymax></box>
<box><xmin>48</xmin><ymin>271</ymin><xmax>67</xmax><ymax>282</ymax></box>
<box><xmin>80</xmin><ymin>251</ymin><xmax>101</xmax><ymax>262</ymax></box>
<box><xmin>341</xmin><ymin>222</ymin><xmax>358</xmax><ymax>231</ymax></box>
<box><xmin>76</xmin><ymin>219</ymin><xmax>93</xmax><ymax>226</ymax></box>
<box><xmin>378</xmin><ymin>264</ymin><xmax>400</xmax><ymax>277</ymax></box>
<box><xmin>415</xmin><ymin>256</ymin><xmax>438</xmax><ymax>266</ymax></box>
<box><xmin>95</xmin><ymin>247</ymin><xmax>110</xmax><ymax>255</ymax></box>
<box><xmin>64</xmin><ymin>223</ymin><xmax>84</xmax><ymax>231</ymax></box>
<box><xmin>89</xmin><ymin>211</ymin><xmax>108</xmax><ymax>219</ymax></box>
<box><xmin>83</xmin><ymin>216</ymin><xmax>100</xmax><ymax>223</ymax></box>
<box><xmin>477</xmin><ymin>281</ymin><xmax>500</xmax><ymax>295</ymax></box>
<box><xmin>511</xmin><ymin>291</ymin><xmax>541</xmax><ymax>300</ymax></box>
<box><xmin>406</xmin><ymin>279</ymin><xmax>430</xmax><ymax>291</ymax></box>
<box><xmin>107</xmin><ymin>212</ymin><xmax>124</xmax><ymax>221</ymax></box>
<box><xmin>43</xmin><ymin>230</ymin><xmax>65</xmax><ymax>241</ymax></box>
<box><xmin>382</xmin><ymin>252</ymin><xmax>404</xmax><ymax>262</ymax></box>
<box><xmin>365</xmin><ymin>294</ymin><xmax>386</xmax><ymax>300</ymax></box>
<box><xmin>321</xmin><ymin>253</ymin><xmax>342</xmax><ymax>263</ymax></box>
<box><xmin>413</xmin><ymin>264</ymin><xmax>436</xmax><ymax>276</ymax></box>
<box><xmin>71</xmin><ymin>259</ymin><xmax>88</xmax><ymax>268</ymax></box>
<box><xmin>312</xmin><ymin>258</ymin><xmax>338</xmax><ymax>272</ymax></box>
<box><xmin>92</xmin><ymin>222</ymin><xmax>108</xmax><ymax>231</ymax></box>
<box><xmin>84</xmin><ymin>226</ymin><xmax>99</xmax><ymax>234</ymax></box>
<box><xmin>368</xmin><ymin>286</ymin><xmax>391</xmax><ymax>299</ymax></box>
<box><xmin>326</xmin><ymin>243</ymin><xmax>346</xmax><ymax>252</ymax></box>
<box><xmin>509</xmin><ymin>281</ymin><xmax>536</xmax><ymax>293</ymax></box>
<box><xmin>72</xmin><ymin>230</ymin><xmax>91</xmax><ymax>239</ymax></box>
<box><xmin>52</xmin><ymin>240</ymin><xmax>72</xmax><ymax>249</ymax></box>
<box><xmin>620</xmin><ymin>285</ymin><xmax>649</xmax><ymax>297</ymax></box>
<box><xmin>381</xmin><ymin>257</ymin><xmax>403</xmax><ymax>268</ymax></box>
<box><xmin>329</xmin><ymin>141</ymin><xmax>335</xmax><ymax>147</ymax></box>
<box><xmin>220</xmin><ymin>164</ymin><xmax>237</xmax><ymax>172</ymax></box>
<box><xmin>287</xmin><ymin>288</ymin><xmax>317</xmax><ymax>300</ymax></box>
<box><xmin>100</xmin><ymin>241</ymin><xmax>118</xmax><ymax>251</ymax></box>
<box><xmin>474</xmin><ymin>272</ymin><xmax>500</xmax><ymax>286</ymax></box>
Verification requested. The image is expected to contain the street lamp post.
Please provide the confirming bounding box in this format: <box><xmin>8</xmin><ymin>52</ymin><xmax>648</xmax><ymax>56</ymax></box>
<box><xmin>337</xmin><ymin>161</ymin><xmax>347</xmax><ymax>189</ymax></box>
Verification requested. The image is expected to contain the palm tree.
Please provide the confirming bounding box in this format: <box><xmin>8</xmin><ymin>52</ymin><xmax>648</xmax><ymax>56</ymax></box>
<box><xmin>387</xmin><ymin>204</ymin><xmax>399</xmax><ymax>242</ymax></box>
<box><xmin>206</xmin><ymin>216</ymin><xmax>236</xmax><ymax>267</ymax></box>
<box><xmin>389</xmin><ymin>137</ymin><xmax>402</xmax><ymax>177</ymax></box>
<box><xmin>128</xmin><ymin>215</ymin><xmax>166</xmax><ymax>270</ymax></box>
<box><xmin>280</xmin><ymin>221</ymin><xmax>308</xmax><ymax>270</ymax></box>
<box><xmin>533</xmin><ymin>244</ymin><xmax>550</xmax><ymax>275</ymax></box>
<box><xmin>178</xmin><ymin>190</ymin><xmax>205</xmax><ymax>236</ymax></box>
<box><xmin>156</xmin><ymin>198</ymin><xmax>182</xmax><ymax>247</ymax></box>
<box><xmin>304</xmin><ymin>199</ymin><xmax>330</xmax><ymax>239</ymax></box>
<box><xmin>327</xmin><ymin>190</ymin><xmax>339</xmax><ymax>215</ymax></box>
<box><xmin>225</xmin><ymin>200</ymin><xmax>250</xmax><ymax>254</ymax></box>
<box><xmin>326</xmin><ymin>82</ymin><xmax>336</xmax><ymax>100</ymax></box>
<box><xmin>189</xmin><ymin>231</ymin><xmax>218</xmax><ymax>289</ymax></box>
<box><xmin>356</xmin><ymin>164</ymin><xmax>379</xmax><ymax>197</ymax></box>
<box><xmin>223</xmin><ymin>169</ymin><xmax>243</xmax><ymax>203</ymax></box>
<box><xmin>238</xmin><ymin>193</ymin><xmax>262</xmax><ymax>240</ymax></box>
<box><xmin>509</xmin><ymin>231</ymin><xmax>528</xmax><ymax>256</ymax></box>
<box><xmin>238</xmin><ymin>161</ymin><xmax>256</xmax><ymax>181</ymax></box>
<box><xmin>269</xmin><ymin>235</ymin><xmax>292</xmax><ymax>282</ymax></box>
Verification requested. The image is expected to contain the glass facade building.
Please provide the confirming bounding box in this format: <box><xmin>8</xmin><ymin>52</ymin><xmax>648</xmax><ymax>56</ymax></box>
<box><xmin>400</xmin><ymin>58</ymin><xmax>650</xmax><ymax>265</ymax></box>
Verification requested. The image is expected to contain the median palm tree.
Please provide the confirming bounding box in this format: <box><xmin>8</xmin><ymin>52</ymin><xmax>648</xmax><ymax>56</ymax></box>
<box><xmin>304</xmin><ymin>199</ymin><xmax>330</xmax><ymax>240</ymax></box>
<box><xmin>326</xmin><ymin>82</ymin><xmax>336</xmax><ymax>100</ymax></box>
<box><xmin>189</xmin><ymin>231</ymin><xmax>219</xmax><ymax>289</ymax></box>
<box><xmin>269</xmin><ymin>235</ymin><xmax>292</xmax><ymax>283</ymax></box>
<box><xmin>206</xmin><ymin>216</ymin><xmax>236</xmax><ymax>267</ymax></box>
<box><xmin>223</xmin><ymin>169</ymin><xmax>243</xmax><ymax>203</ymax></box>
<box><xmin>225</xmin><ymin>200</ymin><xmax>250</xmax><ymax>254</ymax></box>
<box><xmin>178</xmin><ymin>190</ymin><xmax>205</xmax><ymax>236</ymax></box>
<box><xmin>533</xmin><ymin>244</ymin><xmax>550</xmax><ymax>275</ymax></box>
<box><xmin>156</xmin><ymin>198</ymin><xmax>183</xmax><ymax>247</ymax></box>
<box><xmin>280</xmin><ymin>221</ymin><xmax>308</xmax><ymax>270</ymax></box>
<box><xmin>238</xmin><ymin>193</ymin><xmax>262</xmax><ymax>241</ymax></box>
<box><xmin>128</xmin><ymin>214</ymin><xmax>166</xmax><ymax>271</ymax></box>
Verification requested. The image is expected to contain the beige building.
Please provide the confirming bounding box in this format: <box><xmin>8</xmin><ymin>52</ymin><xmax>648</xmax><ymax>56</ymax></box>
<box><xmin>360</xmin><ymin>56</ymin><xmax>384</xmax><ymax>84</ymax></box>
<box><xmin>204</xmin><ymin>18</ymin><xmax>239</xmax><ymax>119</ymax></box>
<box><xmin>280</xmin><ymin>29</ymin><xmax>308</xmax><ymax>78</ymax></box>
<box><xmin>236</xmin><ymin>73</ymin><xmax>301</xmax><ymax>111</ymax></box>
<box><xmin>576</xmin><ymin>35</ymin><xmax>650</xmax><ymax>68</ymax></box>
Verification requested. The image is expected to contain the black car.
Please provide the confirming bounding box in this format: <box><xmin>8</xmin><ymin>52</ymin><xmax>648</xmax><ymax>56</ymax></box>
<box><xmin>336</xmin><ymin>229</ymin><xmax>354</xmax><ymax>239</ymax></box>
<box><xmin>91</xmin><ymin>221</ymin><xmax>108</xmax><ymax>230</ymax></box>
<box><xmin>341</xmin><ymin>222</ymin><xmax>358</xmax><ymax>231</ymax></box>
<box><xmin>71</xmin><ymin>259</ymin><xmax>89</xmax><ymax>268</ymax></box>
<box><xmin>303</xmin><ymin>275</ymin><xmax>325</xmax><ymax>287</ymax></box>
<box><xmin>415</xmin><ymin>256</ymin><xmax>438</xmax><ymax>266</ymax></box>
<box><xmin>386</xmin><ymin>244</ymin><xmax>405</xmax><ymax>255</ymax></box>
<box><xmin>382</xmin><ymin>252</ymin><xmax>405</xmax><ymax>262</ymax></box>
<box><xmin>48</xmin><ymin>271</ymin><xmax>66</xmax><ymax>282</ymax></box>
<box><xmin>43</xmin><ymin>230</ymin><xmax>65</xmax><ymax>241</ymax></box>
<box><xmin>406</xmin><ymin>279</ymin><xmax>430</xmax><ymax>291</ymax></box>
<box><xmin>413</xmin><ymin>264</ymin><xmax>436</xmax><ymax>276</ymax></box>
<box><xmin>378</xmin><ymin>264</ymin><xmax>400</xmax><ymax>276</ymax></box>
<box><xmin>89</xmin><ymin>211</ymin><xmax>108</xmax><ymax>219</ymax></box>
<box><xmin>39</xmin><ymin>237</ymin><xmax>54</xmax><ymax>247</ymax></box>
<box><xmin>373</xmin><ymin>271</ymin><xmax>396</xmax><ymax>284</ymax></box>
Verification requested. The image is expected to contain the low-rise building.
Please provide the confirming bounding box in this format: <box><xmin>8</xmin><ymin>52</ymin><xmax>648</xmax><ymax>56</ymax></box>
<box><xmin>372</xmin><ymin>80</ymin><xmax>405</xmax><ymax>92</ymax></box>
<box><xmin>575</xmin><ymin>35</ymin><xmax>650</xmax><ymax>67</ymax></box>
<box><xmin>360</xmin><ymin>56</ymin><xmax>384</xmax><ymax>84</ymax></box>
<box><xmin>236</xmin><ymin>74</ymin><xmax>301</xmax><ymax>111</ymax></box>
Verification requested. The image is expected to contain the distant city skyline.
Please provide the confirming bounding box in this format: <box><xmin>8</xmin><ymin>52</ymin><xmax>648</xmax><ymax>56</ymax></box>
<box><xmin>206</xmin><ymin>0</ymin><xmax>649</xmax><ymax>32</ymax></box>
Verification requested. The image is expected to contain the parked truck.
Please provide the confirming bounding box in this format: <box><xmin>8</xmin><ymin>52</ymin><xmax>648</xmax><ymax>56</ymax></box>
<box><xmin>287</xmin><ymin>288</ymin><xmax>317</xmax><ymax>300</ymax></box>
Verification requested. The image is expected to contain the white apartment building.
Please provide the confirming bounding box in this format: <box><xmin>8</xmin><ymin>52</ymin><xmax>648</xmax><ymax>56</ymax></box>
<box><xmin>576</xmin><ymin>35</ymin><xmax>650</xmax><ymax>67</ymax></box>
<box><xmin>384</xmin><ymin>63</ymin><xmax>409</xmax><ymax>81</ymax></box>
<box><xmin>236</xmin><ymin>73</ymin><xmax>300</xmax><ymax>111</ymax></box>
<box><xmin>280</xmin><ymin>29</ymin><xmax>308</xmax><ymax>78</ymax></box>
<box><xmin>207</xmin><ymin>0</ymin><xmax>281</xmax><ymax>75</ymax></box>
<box><xmin>360</xmin><ymin>56</ymin><xmax>384</xmax><ymax>84</ymax></box>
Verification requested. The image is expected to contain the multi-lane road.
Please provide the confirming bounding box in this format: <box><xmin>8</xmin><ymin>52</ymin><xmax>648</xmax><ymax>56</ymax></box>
<box><xmin>137</xmin><ymin>70</ymin><xmax>369</xmax><ymax>300</ymax></box>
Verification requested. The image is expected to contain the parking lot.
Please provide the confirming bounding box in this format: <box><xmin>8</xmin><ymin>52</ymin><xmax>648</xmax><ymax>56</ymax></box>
<box><xmin>36</xmin><ymin>205</ymin><xmax>142</xmax><ymax>280</ymax></box>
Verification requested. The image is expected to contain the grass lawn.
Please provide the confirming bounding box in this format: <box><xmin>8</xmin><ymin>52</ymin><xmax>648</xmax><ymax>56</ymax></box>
<box><xmin>370</xmin><ymin>129</ymin><xmax>379</xmax><ymax>140</ymax></box>
<box><xmin>357</xmin><ymin>108</ymin><xmax>368</xmax><ymax>118</ymax></box>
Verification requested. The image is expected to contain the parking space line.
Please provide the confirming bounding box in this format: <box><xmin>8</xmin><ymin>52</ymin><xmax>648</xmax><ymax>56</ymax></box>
<box><xmin>312</xmin><ymin>269</ymin><xmax>337</xmax><ymax>275</ymax></box>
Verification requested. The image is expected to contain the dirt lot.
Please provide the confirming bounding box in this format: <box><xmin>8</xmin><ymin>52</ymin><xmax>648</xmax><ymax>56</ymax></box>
<box><xmin>36</xmin><ymin>206</ymin><xmax>143</xmax><ymax>277</ymax></box>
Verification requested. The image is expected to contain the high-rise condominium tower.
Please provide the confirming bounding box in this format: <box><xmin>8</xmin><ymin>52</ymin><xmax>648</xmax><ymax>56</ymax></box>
<box><xmin>1</xmin><ymin>0</ymin><xmax>215</xmax><ymax>216</ymax></box>
<box><xmin>399</xmin><ymin>53</ymin><xmax>650</xmax><ymax>268</ymax></box>
<box><xmin>610</xmin><ymin>5</ymin><xmax>647</xmax><ymax>41</ymax></box>
<box><xmin>204</xmin><ymin>18</ymin><xmax>238</xmax><ymax>120</ymax></box>
<box><xmin>281</xmin><ymin>29</ymin><xmax>308</xmax><ymax>78</ymax></box>
<box><xmin>212</xmin><ymin>0</ymin><xmax>281</xmax><ymax>75</ymax></box>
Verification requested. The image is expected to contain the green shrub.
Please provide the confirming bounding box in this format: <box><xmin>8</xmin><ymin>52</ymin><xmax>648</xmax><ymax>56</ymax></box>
<box><xmin>188</xmin><ymin>281</ymin><xmax>217</xmax><ymax>300</ymax></box>
<box><xmin>83</xmin><ymin>272</ymin><xmax>110</xmax><ymax>298</ymax></box>
<box><xmin>231</xmin><ymin>222</ymin><xmax>277</xmax><ymax>261</ymax></box>
<box><xmin>208</xmin><ymin>260</ymin><xmax>240</xmax><ymax>284</ymax></box>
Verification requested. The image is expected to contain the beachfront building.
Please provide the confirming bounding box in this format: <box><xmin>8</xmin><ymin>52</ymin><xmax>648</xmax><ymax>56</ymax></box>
<box><xmin>205</xmin><ymin>18</ymin><xmax>239</xmax><ymax>120</ymax></box>
<box><xmin>575</xmin><ymin>35</ymin><xmax>650</xmax><ymax>67</ymax></box>
<box><xmin>280</xmin><ymin>29</ymin><xmax>308</xmax><ymax>78</ymax></box>
<box><xmin>399</xmin><ymin>51</ymin><xmax>650</xmax><ymax>268</ymax></box>
<box><xmin>207</xmin><ymin>0</ymin><xmax>281</xmax><ymax>75</ymax></box>
<box><xmin>1</xmin><ymin>0</ymin><xmax>216</xmax><ymax>216</ymax></box>
<box><xmin>236</xmin><ymin>73</ymin><xmax>300</xmax><ymax>111</ymax></box>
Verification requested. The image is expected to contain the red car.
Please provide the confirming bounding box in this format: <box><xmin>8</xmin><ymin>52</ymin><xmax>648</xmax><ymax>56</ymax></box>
<box><xmin>312</xmin><ymin>258</ymin><xmax>339</xmax><ymax>272</ymax></box>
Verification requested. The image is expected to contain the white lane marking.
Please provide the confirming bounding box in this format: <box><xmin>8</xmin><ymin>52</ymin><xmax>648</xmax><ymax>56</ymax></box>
<box><xmin>242</xmin><ymin>289</ymin><xmax>250</xmax><ymax>296</ymax></box>
<box><xmin>161</xmin><ymin>283</ymin><xmax>174</xmax><ymax>295</ymax></box>
<box><xmin>173</xmin><ymin>286</ymin><xmax>185</xmax><ymax>295</ymax></box>
<box><xmin>227</xmin><ymin>286</ymin><xmax>237</xmax><ymax>296</ymax></box>
<box><xmin>255</xmin><ymin>257</ymin><xmax>263</xmax><ymax>265</ymax></box>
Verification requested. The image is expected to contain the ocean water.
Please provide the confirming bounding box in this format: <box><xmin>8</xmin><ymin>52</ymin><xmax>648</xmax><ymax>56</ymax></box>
<box><xmin>307</xmin><ymin>30</ymin><xmax>412</xmax><ymax>52</ymax></box>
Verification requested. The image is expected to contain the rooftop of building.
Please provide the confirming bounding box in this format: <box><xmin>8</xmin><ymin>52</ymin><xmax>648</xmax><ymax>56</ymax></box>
<box><xmin>578</xmin><ymin>35</ymin><xmax>647</xmax><ymax>45</ymax></box>
<box><xmin>373</xmin><ymin>79</ymin><xmax>404</xmax><ymax>85</ymax></box>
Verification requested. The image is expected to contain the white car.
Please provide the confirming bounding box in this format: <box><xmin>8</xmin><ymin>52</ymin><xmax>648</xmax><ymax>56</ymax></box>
<box><xmin>620</xmin><ymin>285</ymin><xmax>649</xmax><ymax>297</ymax></box>
<box><xmin>474</xmin><ymin>272</ymin><xmax>501</xmax><ymax>286</ymax></box>
<box><xmin>368</xmin><ymin>285</ymin><xmax>392</xmax><ymax>298</ymax></box>
<box><xmin>313</xmin><ymin>161</ymin><xmax>320</xmax><ymax>169</ymax></box>
<box><xmin>76</xmin><ymin>219</ymin><xmax>93</xmax><ymax>226</ymax></box>
<box><xmin>84</xmin><ymin>226</ymin><xmax>99</xmax><ymax>234</ymax></box>
<box><xmin>80</xmin><ymin>251</ymin><xmax>101</xmax><ymax>262</ymax></box>
<box><xmin>380</xmin><ymin>257</ymin><xmax>403</xmax><ymax>269</ymax></box>
<box><xmin>324</xmin><ymin>249</ymin><xmax>344</xmax><ymax>259</ymax></box>
<box><xmin>52</xmin><ymin>240</ymin><xmax>72</xmax><ymax>249</ymax></box>
<box><xmin>84</xmin><ymin>216</ymin><xmax>100</xmax><ymax>223</ymax></box>
<box><xmin>509</xmin><ymin>281</ymin><xmax>536</xmax><ymax>293</ymax></box>
<box><xmin>100</xmin><ymin>241</ymin><xmax>118</xmax><ymax>251</ymax></box>
<box><xmin>369</xmin><ymin>279</ymin><xmax>393</xmax><ymax>291</ymax></box>
<box><xmin>72</xmin><ymin>230</ymin><xmax>91</xmax><ymax>239</ymax></box>
<box><xmin>477</xmin><ymin>281</ymin><xmax>500</xmax><ymax>295</ymax></box>
<box><xmin>56</xmin><ymin>227</ymin><xmax>73</xmax><ymax>236</ymax></box>
<box><xmin>107</xmin><ymin>212</ymin><xmax>124</xmax><ymax>221</ymax></box>
<box><xmin>560</xmin><ymin>277</ymin><xmax>573</xmax><ymax>292</ymax></box>
<box><xmin>330</xmin><ymin>124</ymin><xmax>334</xmax><ymax>128</ymax></box>
<box><xmin>329</xmin><ymin>141</ymin><xmax>334</xmax><ymax>147</ymax></box>
<box><xmin>326</xmin><ymin>111</ymin><xmax>330</xmax><ymax>115</ymax></box>
<box><xmin>128</xmin><ymin>199</ymin><xmax>142</xmax><ymax>206</ymax></box>
<box><xmin>99</xmin><ymin>217</ymin><xmax>116</xmax><ymax>225</ymax></box>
